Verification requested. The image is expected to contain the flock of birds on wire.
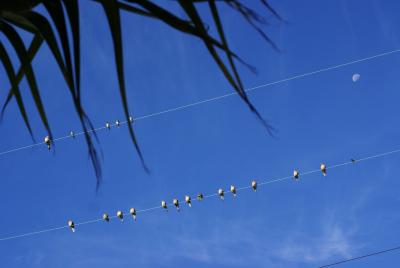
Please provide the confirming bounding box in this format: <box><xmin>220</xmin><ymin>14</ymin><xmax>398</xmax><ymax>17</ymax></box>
<box><xmin>2</xmin><ymin>49</ymin><xmax>398</xmax><ymax>266</ymax></box>
<box><xmin>43</xmin><ymin>116</ymin><xmax>134</xmax><ymax>150</ymax></box>
<box><xmin>40</xmin><ymin>73</ymin><xmax>363</xmax><ymax>233</ymax></box>
<box><xmin>42</xmin><ymin>74</ymin><xmax>361</xmax><ymax>150</ymax></box>
<box><xmin>65</xmin><ymin>164</ymin><xmax>329</xmax><ymax>233</ymax></box>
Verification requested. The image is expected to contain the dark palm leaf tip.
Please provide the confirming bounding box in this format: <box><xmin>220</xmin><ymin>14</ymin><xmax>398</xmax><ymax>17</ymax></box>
<box><xmin>99</xmin><ymin>0</ymin><xmax>149</xmax><ymax>173</ymax></box>
<box><xmin>84</xmin><ymin>124</ymin><xmax>102</xmax><ymax>190</ymax></box>
<box><xmin>207</xmin><ymin>0</ymin><xmax>279</xmax><ymax>131</ymax></box>
<box><xmin>180</xmin><ymin>1</ymin><xmax>275</xmax><ymax>134</ymax></box>
<box><xmin>71</xmin><ymin>104</ymin><xmax>102</xmax><ymax>187</ymax></box>
<box><xmin>227</xmin><ymin>0</ymin><xmax>268</xmax><ymax>24</ymax></box>
<box><xmin>61</xmin><ymin>0</ymin><xmax>80</xmax><ymax>99</ymax></box>
<box><xmin>225</xmin><ymin>0</ymin><xmax>280</xmax><ymax>51</ymax></box>
<box><xmin>259</xmin><ymin>0</ymin><xmax>285</xmax><ymax>22</ymax></box>
<box><xmin>26</xmin><ymin>4</ymin><xmax>96</xmax><ymax>155</ymax></box>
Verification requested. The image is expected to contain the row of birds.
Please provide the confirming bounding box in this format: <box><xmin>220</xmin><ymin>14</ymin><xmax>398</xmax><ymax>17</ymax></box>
<box><xmin>43</xmin><ymin>73</ymin><xmax>363</xmax><ymax>149</ymax></box>
<box><xmin>56</xmin><ymin>73</ymin><xmax>361</xmax><ymax>231</ymax></box>
<box><xmin>66</xmin><ymin>163</ymin><xmax>328</xmax><ymax>232</ymax></box>
<box><xmin>43</xmin><ymin>117</ymin><xmax>134</xmax><ymax>149</ymax></box>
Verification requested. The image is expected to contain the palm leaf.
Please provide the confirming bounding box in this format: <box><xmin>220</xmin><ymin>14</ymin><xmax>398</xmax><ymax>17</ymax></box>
<box><xmin>0</xmin><ymin>42</ymin><xmax>33</xmax><ymax>138</ymax></box>
<box><xmin>178</xmin><ymin>1</ymin><xmax>274</xmax><ymax>134</ymax></box>
<box><xmin>0</xmin><ymin>0</ymin><xmax>41</xmax><ymax>13</ymax></box>
<box><xmin>25</xmin><ymin>7</ymin><xmax>103</xmax><ymax>184</ymax></box>
<box><xmin>226</xmin><ymin>0</ymin><xmax>279</xmax><ymax>51</ymax></box>
<box><xmin>0</xmin><ymin>0</ymin><xmax>281</xmax><ymax>186</ymax></box>
<box><xmin>208</xmin><ymin>0</ymin><xmax>275</xmax><ymax>134</ymax></box>
<box><xmin>259</xmin><ymin>0</ymin><xmax>284</xmax><ymax>22</ymax></box>
<box><xmin>0</xmin><ymin>20</ymin><xmax>53</xmax><ymax>139</ymax></box>
<box><xmin>61</xmin><ymin>0</ymin><xmax>81</xmax><ymax>99</ymax></box>
<box><xmin>125</xmin><ymin>0</ymin><xmax>255</xmax><ymax>73</ymax></box>
<box><xmin>1</xmin><ymin>34</ymin><xmax>43</xmax><ymax>118</ymax></box>
<box><xmin>1</xmin><ymin>10</ymin><xmax>37</xmax><ymax>33</ymax></box>
<box><xmin>92</xmin><ymin>0</ymin><xmax>154</xmax><ymax>18</ymax></box>
<box><xmin>2</xmin><ymin>9</ymin><xmax>102</xmax><ymax>185</ymax></box>
<box><xmin>43</xmin><ymin>0</ymin><xmax>75</xmax><ymax>95</ymax></box>
<box><xmin>99</xmin><ymin>0</ymin><xmax>149</xmax><ymax>172</ymax></box>
<box><xmin>61</xmin><ymin>0</ymin><xmax>103</xmax><ymax>180</ymax></box>
<box><xmin>20</xmin><ymin>11</ymin><xmax>75</xmax><ymax>91</ymax></box>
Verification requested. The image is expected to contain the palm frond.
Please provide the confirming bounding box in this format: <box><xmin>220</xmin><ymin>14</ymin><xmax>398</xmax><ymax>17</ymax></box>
<box><xmin>125</xmin><ymin>0</ymin><xmax>254</xmax><ymax>72</ymax></box>
<box><xmin>208</xmin><ymin>0</ymin><xmax>275</xmax><ymax>134</ymax></box>
<box><xmin>22</xmin><ymin>11</ymin><xmax>75</xmax><ymax>90</ymax></box>
<box><xmin>99</xmin><ymin>0</ymin><xmax>149</xmax><ymax>172</ymax></box>
<box><xmin>0</xmin><ymin>42</ymin><xmax>33</xmax><ymax>138</ymax></box>
<box><xmin>0</xmin><ymin>21</ymin><xmax>52</xmax><ymax>139</ymax></box>
<box><xmin>0</xmin><ymin>0</ymin><xmax>281</xmax><ymax>186</ymax></box>
<box><xmin>2</xmin><ymin>5</ymin><xmax>102</xmax><ymax>185</ymax></box>
<box><xmin>61</xmin><ymin>0</ymin><xmax>80</xmax><ymax>99</ymax></box>
<box><xmin>43</xmin><ymin>0</ymin><xmax>75</xmax><ymax>94</ymax></box>
<box><xmin>226</xmin><ymin>0</ymin><xmax>280</xmax><ymax>51</ymax></box>
<box><xmin>1</xmin><ymin>34</ymin><xmax>43</xmax><ymax>121</ymax></box>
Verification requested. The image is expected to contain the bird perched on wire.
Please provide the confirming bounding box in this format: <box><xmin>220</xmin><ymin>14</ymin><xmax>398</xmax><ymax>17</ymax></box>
<box><xmin>173</xmin><ymin>198</ymin><xmax>180</xmax><ymax>211</ymax></box>
<box><xmin>293</xmin><ymin>170</ymin><xmax>299</xmax><ymax>180</ymax></box>
<box><xmin>185</xmin><ymin>195</ymin><xmax>192</xmax><ymax>207</ymax></box>
<box><xmin>230</xmin><ymin>185</ymin><xmax>237</xmax><ymax>197</ymax></box>
<box><xmin>251</xmin><ymin>180</ymin><xmax>257</xmax><ymax>191</ymax></box>
<box><xmin>130</xmin><ymin>208</ymin><xmax>137</xmax><ymax>221</ymax></box>
<box><xmin>161</xmin><ymin>200</ymin><xmax>168</xmax><ymax>211</ymax></box>
<box><xmin>320</xmin><ymin>163</ymin><xmax>327</xmax><ymax>176</ymax></box>
<box><xmin>44</xmin><ymin>136</ymin><xmax>51</xmax><ymax>150</ymax></box>
<box><xmin>218</xmin><ymin>189</ymin><xmax>224</xmax><ymax>200</ymax></box>
<box><xmin>117</xmin><ymin>211</ymin><xmax>124</xmax><ymax>221</ymax></box>
<box><xmin>68</xmin><ymin>220</ymin><xmax>75</xmax><ymax>232</ymax></box>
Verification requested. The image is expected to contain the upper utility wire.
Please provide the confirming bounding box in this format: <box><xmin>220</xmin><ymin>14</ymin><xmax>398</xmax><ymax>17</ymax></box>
<box><xmin>1</xmin><ymin>48</ymin><xmax>400</xmax><ymax>157</ymax></box>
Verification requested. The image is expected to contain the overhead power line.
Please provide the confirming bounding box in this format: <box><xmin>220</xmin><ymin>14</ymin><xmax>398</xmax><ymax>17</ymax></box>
<box><xmin>319</xmin><ymin>245</ymin><xmax>400</xmax><ymax>267</ymax></box>
<box><xmin>1</xmin><ymin>48</ymin><xmax>400</xmax><ymax>157</ymax></box>
<box><xmin>0</xmin><ymin>147</ymin><xmax>400</xmax><ymax>242</ymax></box>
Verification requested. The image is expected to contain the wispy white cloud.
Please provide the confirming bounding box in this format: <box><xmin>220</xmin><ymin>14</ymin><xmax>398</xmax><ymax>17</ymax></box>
<box><xmin>14</xmin><ymin>249</ymin><xmax>46</xmax><ymax>267</ymax></box>
<box><xmin>18</xmin><ymin>191</ymin><xmax>368</xmax><ymax>268</ymax></box>
<box><xmin>274</xmin><ymin>222</ymin><xmax>353</xmax><ymax>263</ymax></box>
<box><xmin>128</xmin><ymin>214</ymin><xmax>359</xmax><ymax>267</ymax></box>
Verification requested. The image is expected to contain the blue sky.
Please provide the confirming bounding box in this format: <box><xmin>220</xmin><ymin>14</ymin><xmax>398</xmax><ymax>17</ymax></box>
<box><xmin>1</xmin><ymin>0</ymin><xmax>400</xmax><ymax>267</ymax></box>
